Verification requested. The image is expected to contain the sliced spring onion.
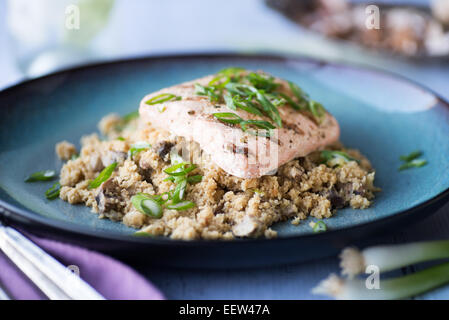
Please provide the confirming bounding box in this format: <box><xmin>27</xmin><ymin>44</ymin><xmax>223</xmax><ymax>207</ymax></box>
<box><xmin>25</xmin><ymin>170</ymin><xmax>56</xmax><ymax>182</ymax></box>
<box><xmin>145</xmin><ymin>93</ymin><xmax>181</xmax><ymax>105</ymax></box>
<box><xmin>131</xmin><ymin>194</ymin><xmax>163</xmax><ymax>218</ymax></box>
<box><xmin>400</xmin><ymin>150</ymin><xmax>423</xmax><ymax>162</ymax></box>
<box><xmin>308</xmin><ymin>100</ymin><xmax>326</xmax><ymax>122</ymax></box>
<box><xmin>88</xmin><ymin>162</ymin><xmax>117</xmax><ymax>189</ymax></box>
<box><xmin>340</xmin><ymin>240</ymin><xmax>449</xmax><ymax>278</ymax></box>
<box><xmin>45</xmin><ymin>182</ymin><xmax>61</xmax><ymax>200</ymax></box>
<box><xmin>240</xmin><ymin>120</ymin><xmax>275</xmax><ymax>131</ymax></box>
<box><xmin>213</xmin><ymin>112</ymin><xmax>243</xmax><ymax>124</ymax></box>
<box><xmin>128</xmin><ymin>141</ymin><xmax>151</xmax><ymax>159</ymax></box>
<box><xmin>134</xmin><ymin>231</ymin><xmax>153</xmax><ymax>237</ymax></box>
<box><xmin>164</xmin><ymin>163</ymin><xmax>187</xmax><ymax>176</ymax></box>
<box><xmin>399</xmin><ymin>159</ymin><xmax>427</xmax><ymax>171</ymax></box>
<box><xmin>171</xmin><ymin>178</ymin><xmax>187</xmax><ymax>204</ymax></box>
<box><xmin>246</xmin><ymin>72</ymin><xmax>279</xmax><ymax>91</ymax></box>
<box><xmin>313</xmin><ymin>262</ymin><xmax>449</xmax><ymax>300</ymax></box>
<box><xmin>166</xmin><ymin>200</ymin><xmax>195</xmax><ymax>211</ymax></box>
<box><xmin>278</xmin><ymin>92</ymin><xmax>305</xmax><ymax>111</ymax></box>
<box><xmin>253</xmin><ymin>90</ymin><xmax>282</xmax><ymax>127</ymax></box>
<box><xmin>234</xmin><ymin>97</ymin><xmax>265</xmax><ymax>117</ymax></box>
<box><xmin>187</xmin><ymin>175</ymin><xmax>203</xmax><ymax>184</ymax></box>
<box><xmin>194</xmin><ymin>84</ymin><xmax>220</xmax><ymax>102</ymax></box>
<box><xmin>321</xmin><ymin>150</ymin><xmax>358</xmax><ymax>167</ymax></box>
<box><xmin>223</xmin><ymin>91</ymin><xmax>237</xmax><ymax>111</ymax></box>
<box><xmin>208</xmin><ymin>74</ymin><xmax>231</xmax><ymax>88</ymax></box>
<box><xmin>117</xmin><ymin>137</ymin><xmax>125</xmax><ymax>141</ymax></box>
<box><xmin>218</xmin><ymin>67</ymin><xmax>246</xmax><ymax>77</ymax></box>
<box><xmin>122</xmin><ymin>110</ymin><xmax>139</xmax><ymax>123</ymax></box>
<box><xmin>312</xmin><ymin>220</ymin><xmax>327</xmax><ymax>233</ymax></box>
<box><xmin>288</xmin><ymin>81</ymin><xmax>309</xmax><ymax>102</ymax></box>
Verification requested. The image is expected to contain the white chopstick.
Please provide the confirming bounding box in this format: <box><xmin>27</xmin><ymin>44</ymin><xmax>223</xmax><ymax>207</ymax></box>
<box><xmin>0</xmin><ymin>222</ymin><xmax>105</xmax><ymax>300</ymax></box>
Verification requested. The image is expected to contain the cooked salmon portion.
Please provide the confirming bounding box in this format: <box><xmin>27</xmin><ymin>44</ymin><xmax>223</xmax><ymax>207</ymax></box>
<box><xmin>139</xmin><ymin>72</ymin><xmax>340</xmax><ymax>178</ymax></box>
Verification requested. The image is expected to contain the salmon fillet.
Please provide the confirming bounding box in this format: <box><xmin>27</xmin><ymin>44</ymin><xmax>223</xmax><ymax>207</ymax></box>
<box><xmin>139</xmin><ymin>72</ymin><xmax>340</xmax><ymax>178</ymax></box>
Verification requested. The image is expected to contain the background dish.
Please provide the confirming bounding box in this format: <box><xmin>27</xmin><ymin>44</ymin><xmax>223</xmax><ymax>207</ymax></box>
<box><xmin>0</xmin><ymin>54</ymin><xmax>448</xmax><ymax>268</ymax></box>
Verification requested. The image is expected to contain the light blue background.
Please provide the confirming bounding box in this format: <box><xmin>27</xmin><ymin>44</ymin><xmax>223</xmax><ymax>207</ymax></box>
<box><xmin>1</xmin><ymin>0</ymin><xmax>448</xmax><ymax>300</ymax></box>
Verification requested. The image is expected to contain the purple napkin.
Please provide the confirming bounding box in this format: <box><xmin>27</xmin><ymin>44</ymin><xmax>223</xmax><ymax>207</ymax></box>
<box><xmin>0</xmin><ymin>230</ymin><xmax>165</xmax><ymax>300</ymax></box>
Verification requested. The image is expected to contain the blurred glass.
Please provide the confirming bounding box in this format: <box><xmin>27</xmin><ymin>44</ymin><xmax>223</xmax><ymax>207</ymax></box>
<box><xmin>6</xmin><ymin>0</ymin><xmax>115</xmax><ymax>77</ymax></box>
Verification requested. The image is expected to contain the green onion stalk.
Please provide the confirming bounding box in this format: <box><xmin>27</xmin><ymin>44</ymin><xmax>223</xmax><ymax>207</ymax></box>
<box><xmin>313</xmin><ymin>262</ymin><xmax>449</xmax><ymax>300</ymax></box>
<box><xmin>340</xmin><ymin>240</ymin><xmax>449</xmax><ymax>278</ymax></box>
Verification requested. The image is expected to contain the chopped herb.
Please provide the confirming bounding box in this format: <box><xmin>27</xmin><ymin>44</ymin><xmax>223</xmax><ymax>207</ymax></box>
<box><xmin>187</xmin><ymin>175</ymin><xmax>203</xmax><ymax>184</ymax></box>
<box><xmin>157</xmin><ymin>105</ymin><xmax>166</xmax><ymax>113</ymax></box>
<box><xmin>165</xmin><ymin>200</ymin><xmax>195</xmax><ymax>211</ymax></box>
<box><xmin>131</xmin><ymin>194</ymin><xmax>163</xmax><ymax>218</ymax></box>
<box><xmin>240</xmin><ymin>120</ymin><xmax>275</xmax><ymax>131</ymax></box>
<box><xmin>400</xmin><ymin>150</ymin><xmax>423</xmax><ymax>162</ymax></box>
<box><xmin>45</xmin><ymin>182</ymin><xmax>61</xmax><ymax>200</ymax></box>
<box><xmin>145</xmin><ymin>93</ymin><xmax>181</xmax><ymax>105</ymax></box>
<box><xmin>308</xmin><ymin>100</ymin><xmax>326</xmax><ymax>122</ymax></box>
<box><xmin>117</xmin><ymin>137</ymin><xmax>125</xmax><ymax>141</ymax></box>
<box><xmin>25</xmin><ymin>170</ymin><xmax>56</xmax><ymax>182</ymax></box>
<box><xmin>122</xmin><ymin>110</ymin><xmax>139</xmax><ymax>123</ymax></box>
<box><xmin>399</xmin><ymin>159</ymin><xmax>428</xmax><ymax>171</ymax></box>
<box><xmin>134</xmin><ymin>231</ymin><xmax>153</xmax><ymax>237</ymax></box>
<box><xmin>253</xmin><ymin>188</ymin><xmax>265</xmax><ymax>196</ymax></box>
<box><xmin>213</xmin><ymin>112</ymin><xmax>243</xmax><ymax>124</ymax></box>
<box><xmin>321</xmin><ymin>150</ymin><xmax>358</xmax><ymax>167</ymax></box>
<box><xmin>88</xmin><ymin>162</ymin><xmax>117</xmax><ymax>189</ymax></box>
<box><xmin>194</xmin><ymin>84</ymin><xmax>221</xmax><ymax>102</ymax></box>
<box><xmin>313</xmin><ymin>220</ymin><xmax>327</xmax><ymax>233</ymax></box>
<box><xmin>128</xmin><ymin>141</ymin><xmax>151</xmax><ymax>159</ymax></box>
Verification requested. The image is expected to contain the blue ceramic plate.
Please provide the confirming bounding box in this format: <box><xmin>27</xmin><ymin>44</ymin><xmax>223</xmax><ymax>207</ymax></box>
<box><xmin>1</xmin><ymin>54</ymin><xmax>448</xmax><ymax>267</ymax></box>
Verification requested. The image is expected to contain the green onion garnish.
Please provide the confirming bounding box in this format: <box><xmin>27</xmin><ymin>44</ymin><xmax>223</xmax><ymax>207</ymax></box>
<box><xmin>45</xmin><ymin>182</ymin><xmax>61</xmax><ymax>200</ymax></box>
<box><xmin>145</xmin><ymin>93</ymin><xmax>181</xmax><ymax>105</ymax></box>
<box><xmin>166</xmin><ymin>200</ymin><xmax>195</xmax><ymax>211</ymax></box>
<box><xmin>117</xmin><ymin>137</ymin><xmax>125</xmax><ymax>141</ymax></box>
<box><xmin>194</xmin><ymin>84</ymin><xmax>220</xmax><ymax>102</ymax></box>
<box><xmin>128</xmin><ymin>141</ymin><xmax>151</xmax><ymax>159</ymax></box>
<box><xmin>240</xmin><ymin>120</ymin><xmax>275</xmax><ymax>131</ymax></box>
<box><xmin>88</xmin><ymin>162</ymin><xmax>117</xmax><ymax>189</ymax></box>
<box><xmin>308</xmin><ymin>100</ymin><xmax>326</xmax><ymax>122</ymax></box>
<box><xmin>314</xmin><ymin>240</ymin><xmax>449</xmax><ymax>300</ymax></box>
<box><xmin>25</xmin><ymin>170</ymin><xmax>56</xmax><ymax>182</ymax></box>
<box><xmin>314</xmin><ymin>262</ymin><xmax>449</xmax><ymax>300</ymax></box>
<box><xmin>321</xmin><ymin>150</ymin><xmax>358</xmax><ymax>167</ymax></box>
<box><xmin>400</xmin><ymin>150</ymin><xmax>423</xmax><ymax>162</ymax></box>
<box><xmin>134</xmin><ymin>231</ymin><xmax>153</xmax><ymax>237</ymax></box>
<box><xmin>187</xmin><ymin>175</ymin><xmax>202</xmax><ymax>184</ymax></box>
<box><xmin>313</xmin><ymin>220</ymin><xmax>327</xmax><ymax>233</ymax></box>
<box><xmin>213</xmin><ymin>112</ymin><xmax>243</xmax><ymax>124</ymax></box>
<box><xmin>399</xmin><ymin>159</ymin><xmax>427</xmax><ymax>171</ymax></box>
<box><xmin>131</xmin><ymin>193</ymin><xmax>163</xmax><ymax>218</ymax></box>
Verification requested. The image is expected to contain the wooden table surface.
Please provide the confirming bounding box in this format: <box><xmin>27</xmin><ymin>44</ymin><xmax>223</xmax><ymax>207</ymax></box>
<box><xmin>0</xmin><ymin>0</ymin><xmax>447</xmax><ymax>299</ymax></box>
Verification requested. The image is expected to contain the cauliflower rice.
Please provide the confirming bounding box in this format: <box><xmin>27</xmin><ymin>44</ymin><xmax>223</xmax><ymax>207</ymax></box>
<box><xmin>56</xmin><ymin>114</ymin><xmax>378</xmax><ymax>240</ymax></box>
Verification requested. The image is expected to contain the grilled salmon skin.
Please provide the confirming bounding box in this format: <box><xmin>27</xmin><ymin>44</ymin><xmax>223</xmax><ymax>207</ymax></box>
<box><xmin>139</xmin><ymin>70</ymin><xmax>340</xmax><ymax>178</ymax></box>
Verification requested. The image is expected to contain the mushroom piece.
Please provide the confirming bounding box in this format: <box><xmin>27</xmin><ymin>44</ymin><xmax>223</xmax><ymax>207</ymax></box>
<box><xmin>95</xmin><ymin>178</ymin><xmax>121</xmax><ymax>214</ymax></box>
<box><xmin>232</xmin><ymin>216</ymin><xmax>259</xmax><ymax>237</ymax></box>
<box><xmin>101</xmin><ymin>150</ymin><xmax>127</xmax><ymax>167</ymax></box>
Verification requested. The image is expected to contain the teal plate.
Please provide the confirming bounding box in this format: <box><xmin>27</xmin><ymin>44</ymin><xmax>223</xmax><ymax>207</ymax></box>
<box><xmin>1</xmin><ymin>54</ymin><xmax>448</xmax><ymax>268</ymax></box>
